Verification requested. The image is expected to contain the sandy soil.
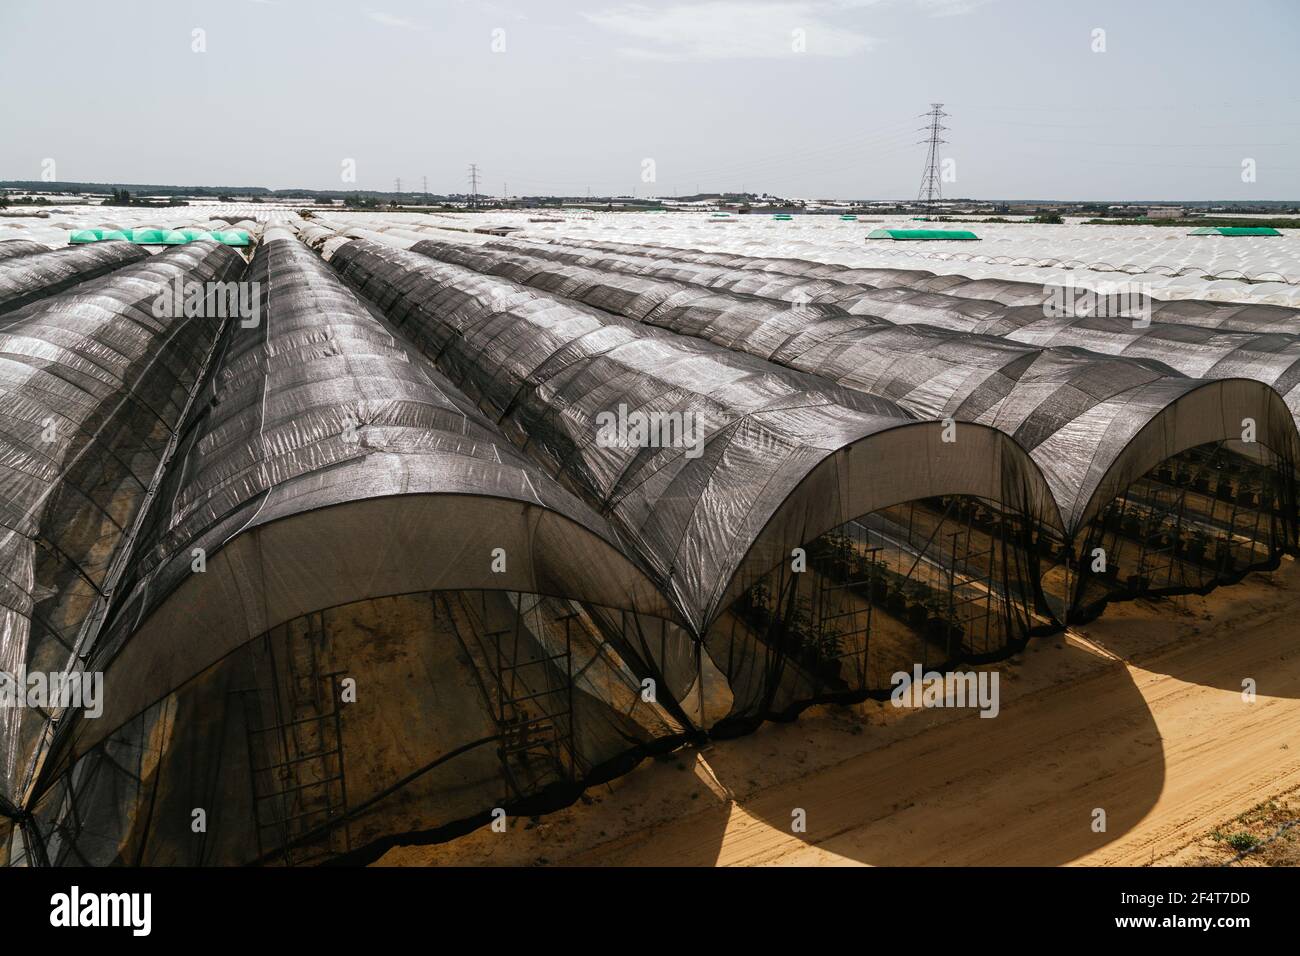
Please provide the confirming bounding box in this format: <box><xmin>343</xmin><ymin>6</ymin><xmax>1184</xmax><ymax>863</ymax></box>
<box><xmin>1159</xmin><ymin>783</ymin><xmax>1300</xmax><ymax>866</ymax></box>
<box><xmin>375</xmin><ymin>559</ymin><xmax>1300</xmax><ymax>866</ymax></box>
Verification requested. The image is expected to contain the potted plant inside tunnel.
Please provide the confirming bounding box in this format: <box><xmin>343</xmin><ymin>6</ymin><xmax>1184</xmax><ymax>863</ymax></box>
<box><xmin>814</xmin><ymin>626</ymin><xmax>845</xmax><ymax>681</ymax></box>
<box><xmin>742</xmin><ymin>582</ymin><xmax>772</xmax><ymax>630</ymax></box>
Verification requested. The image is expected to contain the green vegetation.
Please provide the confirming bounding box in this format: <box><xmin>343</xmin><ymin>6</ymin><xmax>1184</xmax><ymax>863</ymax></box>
<box><xmin>1086</xmin><ymin>217</ymin><xmax>1299</xmax><ymax>229</ymax></box>
<box><xmin>1225</xmin><ymin>832</ymin><xmax>1261</xmax><ymax>852</ymax></box>
<box><xmin>102</xmin><ymin>188</ymin><xmax>185</xmax><ymax>208</ymax></box>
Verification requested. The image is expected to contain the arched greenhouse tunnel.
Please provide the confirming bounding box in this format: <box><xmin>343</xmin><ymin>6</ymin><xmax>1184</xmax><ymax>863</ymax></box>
<box><xmin>10</xmin><ymin>233</ymin><xmax>698</xmax><ymax>867</ymax></box>
<box><xmin>706</xmin><ymin>492</ymin><xmax>1046</xmax><ymax>734</ymax></box>
<box><xmin>25</xmin><ymin>588</ymin><xmax>700</xmax><ymax>867</ymax></box>
<box><xmin>393</xmin><ymin>233</ymin><xmax>1300</xmax><ymax>628</ymax></box>
<box><xmin>1065</xmin><ymin>439</ymin><xmax>1296</xmax><ymax>623</ymax></box>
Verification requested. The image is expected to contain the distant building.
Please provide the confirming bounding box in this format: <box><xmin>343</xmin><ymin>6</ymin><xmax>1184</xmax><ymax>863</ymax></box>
<box><xmin>1146</xmin><ymin>206</ymin><xmax>1185</xmax><ymax>218</ymax></box>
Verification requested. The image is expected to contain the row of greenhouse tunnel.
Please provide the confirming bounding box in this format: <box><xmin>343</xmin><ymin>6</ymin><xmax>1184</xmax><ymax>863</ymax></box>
<box><xmin>0</xmin><ymin>220</ymin><xmax>1296</xmax><ymax>865</ymax></box>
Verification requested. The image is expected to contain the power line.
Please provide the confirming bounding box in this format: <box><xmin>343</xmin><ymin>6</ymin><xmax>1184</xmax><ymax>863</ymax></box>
<box><xmin>467</xmin><ymin>164</ymin><xmax>480</xmax><ymax>209</ymax></box>
<box><xmin>917</xmin><ymin>103</ymin><xmax>948</xmax><ymax>212</ymax></box>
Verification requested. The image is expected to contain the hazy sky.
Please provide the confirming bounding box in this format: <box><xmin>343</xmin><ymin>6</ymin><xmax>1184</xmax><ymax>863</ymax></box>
<box><xmin>2</xmin><ymin>0</ymin><xmax>1296</xmax><ymax>200</ymax></box>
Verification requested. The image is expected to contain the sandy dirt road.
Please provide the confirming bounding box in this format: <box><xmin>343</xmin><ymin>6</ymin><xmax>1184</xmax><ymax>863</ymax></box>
<box><xmin>564</xmin><ymin>593</ymin><xmax>1300</xmax><ymax>866</ymax></box>
<box><xmin>378</xmin><ymin>565</ymin><xmax>1300</xmax><ymax>867</ymax></box>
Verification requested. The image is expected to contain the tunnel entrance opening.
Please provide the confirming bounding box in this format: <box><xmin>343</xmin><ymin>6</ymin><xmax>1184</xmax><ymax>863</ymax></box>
<box><xmin>1064</xmin><ymin>441</ymin><xmax>1296</xmax><ymax>623</ymax></box>
<box><xmin>710</xmin><ymin>494</ymin><xmax>1041</xmax><ymax>726</ymax></box>
<box><xmin>22</xmin><ymin>589</ymin><xmax>696</xmax><ymax>868</ymax></box>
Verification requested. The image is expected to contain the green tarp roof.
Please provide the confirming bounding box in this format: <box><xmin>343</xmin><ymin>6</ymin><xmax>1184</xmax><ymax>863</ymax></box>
<box><xmin>868</xmin><ymin>228</ymin><xmax>979</xmax><ymax>240</ymax></box>
<box><xmin>67</xmin><ymin>228</ymin><xmax>250</xmax><ymax>246</ymax></box>
<box><xmin>1189</xmin><ymin>226</ymin><xmax>1283</xmax><ymax>237</ymax></box>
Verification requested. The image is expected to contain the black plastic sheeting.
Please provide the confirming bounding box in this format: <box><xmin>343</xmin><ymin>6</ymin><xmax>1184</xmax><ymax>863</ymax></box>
<box><xmin>407</xmin><ymin>239</ymin><xmax>1300</xmax><ymax>540</ymax></box>
<box><xmin>330</xmin><ymin>238</ymin><xmax>1057</xmax><ymax>634</ymax></box>
<box><xmin>390</xmin><ymin>236</ymin><xmax>1298</xmax><ymax>634</ymax></box>
<box><xmin>489</xmin><ymin>239</ymin><xmax>1300</xmax><ymax>420</ymax></box>
<box><xmin>75</xmin><ymin>234</ymin><xmax>680</xmax><ymax>727</ymax></box>
<box><xmin>0</xmin><ymin>242</ymin><xmax>149</xmax><ymax>316</ymax></box>
<box><xmin>20</xmin><ymin>233</ymin><xmax>695</xmax><ymax>866</ymax></box>
<box><xmin>0</xmin><ymin>241</ymin><xmax>245</xmax><ymax>818</ymax></box>
<box><xmin>327</xmin><ymin>238</ymin><xmax>1059</xmax><ymax>745</ymax></box>
<box><xmin>536</xmin><ymin>236</ymin><xmax>1300</xmax><ymax>333</ymax></box>
<box><xmin>0</xmin><ymin>240</ymin><xmax>50</xmax><ymax>263</ymax></box>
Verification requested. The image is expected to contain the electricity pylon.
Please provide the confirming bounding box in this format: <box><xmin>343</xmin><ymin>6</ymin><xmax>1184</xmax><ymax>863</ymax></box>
<box><xmin>916</xmin><ymin>104</ymin><xmax>948</xmax><ymax>215</ymax></box>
